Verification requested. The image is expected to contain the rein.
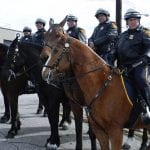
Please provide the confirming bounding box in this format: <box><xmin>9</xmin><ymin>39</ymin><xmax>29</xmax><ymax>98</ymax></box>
<box><xmin>87</xmin><ymin>69</ymin><xmax>114</xmax><ymax>110</ymax></box>
<box><xmin>16</xmin><ymin>60</ymin><xmax>41</xmax><ymax>77</ymax></box>
<box><xmin>9</xmin><ymin>60</ymin><xmax>41</xmax><ymax>80</ymax></box>
<box><xmin>44</xmin><ymin>64</ymin><xmax>104</xmax><ymax>82</ymax></box>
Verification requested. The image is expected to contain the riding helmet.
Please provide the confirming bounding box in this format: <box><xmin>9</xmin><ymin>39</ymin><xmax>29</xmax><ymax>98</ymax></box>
<box><xmin>67</xmin><ymin>14</ymin><xmax>78</xmax><ymax>21</ymax></box>
<box><xmin>124</xmin><ymin>9</ymin><xmax>141</xmax><ymax>20</ymax></box>
<box><xmin>95</xmin><ymin>8</ymin><xmax>110</xmax><ymax>18</ymax></box>
<box><xmin>35</xmin><ymin>18</ymin><xmax>46</xmax><ymax>26</ymax></box>
<box><xmin>23</xmin><ymin>26</ymin><xmax>32</xmax><ymax>32</ymax></box>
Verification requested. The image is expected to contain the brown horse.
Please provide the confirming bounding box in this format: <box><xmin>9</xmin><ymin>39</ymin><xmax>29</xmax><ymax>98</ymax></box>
<box><xmin>41</xmin><ymin>16</ymin><xmax>150</xmax><ymax>150</ymax></box>
<box><xmin>41</xmin><ymin>45</ymin><xmax>97</xmax><ymax>150</ymax></box>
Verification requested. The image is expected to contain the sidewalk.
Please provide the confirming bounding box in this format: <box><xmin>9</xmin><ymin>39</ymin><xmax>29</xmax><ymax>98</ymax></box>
<box><xmin>0</xmin><ymin>93</ymin><xmax>141</xmax><ymax>150</ymax></box>
<box><xmin>0</xmin><ymin>93</ymin><xmax>99</xmax><ymax>150</ymax></box>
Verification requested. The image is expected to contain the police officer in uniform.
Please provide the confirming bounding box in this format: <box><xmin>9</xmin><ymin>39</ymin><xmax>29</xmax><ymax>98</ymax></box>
<box><xmin>32</xmin><ymin>18</ymin><xmax>46</xmax><ymax>47</ymax></box>
<box><xmin>66</xmin><ymin>14</ymin><xmax>87</xmax><ymax>44</ymax></box>
<box><xmin>31</xmin><ymin>18</ymin><xmax>47</xmax><ymax>114</ymax></box>
<box><xmin>88</xmin><ymin>8</ymin><xmax>118</xmax><ymax>65</ymax></box>
<box><xmin>114</xmin><ymin>9</ymin><xmax>150</xmax><ymax>124</ymax></box>
<box><xmin>20</xmin><ymin>26</ymin><xmax>32</xmax><ymax>43</ymax></box>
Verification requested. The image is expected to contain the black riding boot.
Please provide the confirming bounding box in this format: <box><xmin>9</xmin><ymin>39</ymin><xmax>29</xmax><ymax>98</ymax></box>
<box><xmin>140</xmin><ymin>87</ymin><xmax>150</xmax><ymax>125</ymax></box>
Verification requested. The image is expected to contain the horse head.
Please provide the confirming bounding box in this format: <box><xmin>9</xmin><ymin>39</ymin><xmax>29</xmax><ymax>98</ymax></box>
<box><xmin>44</xmin><ymin>15</ymin><xmax>67</xmax><ymax>49</ymax></box>
<box><xmin>1</xmin><ymin>39</ymin><xmax>43</xmax><ymax>81</ymax></box>
<box><xmin>0</xmin><ymin>37</ymin><xmax>21</xmax><ymax>81</ymax></box>
<box><xmin>14</xmin><ymin>42</ymin><xmax>44</xmax><ymax>74</ymax></box>
<box><xmin>42</xmin><ymin>16</ymin><xmax>73</xmax><ymax>82</ymax></box>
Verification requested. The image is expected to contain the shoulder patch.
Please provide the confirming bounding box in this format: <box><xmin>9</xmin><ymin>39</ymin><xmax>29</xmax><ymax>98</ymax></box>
<box><xmin>144</xmin><ymin>29</ymin><xmax>150</xmax><ymax>37</ymax></box>
<box><xmin>78</xmin><ymin>28</ymin><xmax>86</xmax><ymax>35</ymax></box>
<box><xmin>111</xmin><ymin>22</ymin><xmax>117</xmax><ymax>29</ymax></box>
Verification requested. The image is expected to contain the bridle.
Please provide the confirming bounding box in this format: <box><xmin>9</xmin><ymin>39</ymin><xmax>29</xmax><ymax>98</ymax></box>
<box><xmin>44</xmin><ymin>32</ymin><xmax>71</xmax><ymax>67</ymax></box>
<box><xmin>7</xmin><ymin>44</ymin><xmax>42</xmax><ymax>81</ymax></box>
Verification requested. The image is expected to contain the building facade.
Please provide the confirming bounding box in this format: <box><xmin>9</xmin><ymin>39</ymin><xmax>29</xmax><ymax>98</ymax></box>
<box><xmin>0</xmin><ymin>27</ymin><xmax>22</xmax><ymax>46</ymax></box>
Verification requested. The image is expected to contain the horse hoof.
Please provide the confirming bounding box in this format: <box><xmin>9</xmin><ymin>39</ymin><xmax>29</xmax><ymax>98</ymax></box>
<box><xmin>0</xmin><ymin>115</ymin><xmax>10</xmax><ymax>123</ymax></box>
<box><xmin>122</xmin><ymin>143</ymin><xmax>131</xmax><ymax>150</ymax></box>
<box><xmin>62</xmin><ymin>122</ymin><xmax>69</xmax><ymax>130</ymax></box>
<box><xmin>36</xmin><ymin>108</ymin><xmax>43</xmax><ymax>114</ymax></box>
<box><xmin>17</xmin><ymin>121</ymin><xmax>21</xmax><ymax>130</ymax></box>
<box><xmin>6</xmin><ymin>130</ymin><xmax>17</xmax><ymax>139</ymax></box>
<box><xmin>139</xmin><ymin>144</ymin><xmax>148</xmax><ymax>150</ymax></box>
<box><xmin>46</xmin><ymin>143</ymin><xmax>58</xmax><ymax>150</ymax></box>
<box><xmin>43</xmin><ymin>112</ymin><xmax>48</xmax><ymax>117</ymax></box>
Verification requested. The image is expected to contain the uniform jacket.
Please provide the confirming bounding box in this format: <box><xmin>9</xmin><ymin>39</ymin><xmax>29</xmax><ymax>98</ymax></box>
<box><xmin>32</xmin><ymin>28</ymin><xmax>46</xmax><ymax>46</ymax></box>
<box><xmin>66</xmin><ymin>26</ymin><xmax>87</xmax><ymax>44</ymax></box>
<box><xmin>116</xmin><ymin>26</ymin><xmax>150</xmax><ymax>67</ymax></box>
<box><xmin>88</xmin><ymin>20</ymin><xmax>118</xmax><ymax>55</ymax></box>
<box><xmin>19</xmin><ymin>35</ymin><xmax>32</xmax><ymax>43</ymax></box>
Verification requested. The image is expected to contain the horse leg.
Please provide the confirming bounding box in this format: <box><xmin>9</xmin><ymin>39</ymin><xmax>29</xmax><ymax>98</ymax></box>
<box><xmin>36</xmin><ymin>92</ymin><xmax>44</xmax><ymax>114</ymax></box>
<box><xmin>68</xmin><ymin>101</ymin><xmax>83</xmax><ymax>150</ymax></box>
<box><xmin>109</xmin><ymin>127</ymin><xmax>123</xmax><ymax>150</ymax></box>
<box><xmin>59</xmin><ymin>99</ymin><xmax>71</xmax><ymax>130</ymax></box>
<box><xmin>6</xmin><ymin>95</ymin><xmax>21</xmax><ymax>138</ymax></box>
<box><xmin>0</xmin><ymin>82</ymin><xmax>10</xmax><ymax>123</ymax></box>
<box><xmin>46</xmin><ymin>100</ymin><xmax>60</xmax><ymax>149</ymax></box>
<box><xmin>91</xmin><ymin>125</ymin><xmax>109</xmax><ymax>150</ymax></box>
<box><xmin>37</xmin><ymin>91</ymin><xmax>47</xmax><ymax>117</ymax></box>
<box><xmin>88</xmin><ymin>124</ymin><xmax>97</xmax><ymax>150</ymax></box>
<box><xmin>122</xmin><ymin>129</ymin><xmax>135</xmax><ymax>150</ymax></box>
<box><xmin>139</xmin><ymin>128</ymin><xmax>148</xmax><ymax>150</ymax></box>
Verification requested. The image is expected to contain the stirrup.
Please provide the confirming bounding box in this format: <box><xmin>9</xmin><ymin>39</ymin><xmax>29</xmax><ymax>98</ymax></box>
<box><xmin>146</xmin><ymin>106</ymin><xmax>150</xmax><ymax>117</ymax></box>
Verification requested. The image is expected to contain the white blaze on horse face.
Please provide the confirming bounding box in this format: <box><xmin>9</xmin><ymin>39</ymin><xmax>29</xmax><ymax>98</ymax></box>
<box><xmin>42</xmin><ymin>53</ymin><xmax>52</xmax><ymax>81</ymax></box>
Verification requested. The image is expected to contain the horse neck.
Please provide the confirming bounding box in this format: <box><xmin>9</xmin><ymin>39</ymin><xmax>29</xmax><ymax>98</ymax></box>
<box><xmin>22</xmin><ymin>47</ymin><xmax>44</xmax><ymax>83</ymax></box>
<box><xmin>69</xmin><ymin>40</ymin><xmax>110</xmax><ymax>104</ymax></box>
<box><xmin>29</xmin><ymin>59</ymin><xmax>43</xmax><ymax>82</ymax></box>
<box><xmin>70</xmin><ymin>40</ymin><xmax>109</xmax><ymax>75</ymax></box>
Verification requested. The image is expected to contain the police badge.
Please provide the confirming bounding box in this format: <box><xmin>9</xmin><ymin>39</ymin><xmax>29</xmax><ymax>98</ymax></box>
<box><xmin>100</xmin><ymin>26</ymin><xmax>104</xmax><ymax>30</ymax></box>
<box><xmin>129</xmin><ymin>34</ymin><xmax>134</xmax><ymax>39</ymax></box>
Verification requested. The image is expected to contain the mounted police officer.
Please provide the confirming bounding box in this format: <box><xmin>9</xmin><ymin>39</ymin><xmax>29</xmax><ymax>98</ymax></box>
<box><xmin>20</xmin><ymin>26</ymin><xmax>32</xmax><ymax>43</ymax></box>
<box><xmin>66</xmin><ymin>14</ymin><xmax>87</xmax><ymax>44</ymax></box>
<box><xmin>32</xmin><ymin>18</ymin><xmax>46</xmax><ymax>47</ymax></box>
<box><xmin>88</xmin><ymin>8</ymin><xmax>118</xmax><ymax>65</ymax></box>
<box><xmin>114</xmin><ymin>9</ymin><xmax>150</xmax><ymax>124</ymax></box>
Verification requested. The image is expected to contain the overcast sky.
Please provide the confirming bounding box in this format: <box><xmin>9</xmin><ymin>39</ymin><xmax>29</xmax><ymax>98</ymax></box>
<box><xmin>0</xmin><ymin>0</ymin><xmax>150</xmax><ymax>37</ymax></box>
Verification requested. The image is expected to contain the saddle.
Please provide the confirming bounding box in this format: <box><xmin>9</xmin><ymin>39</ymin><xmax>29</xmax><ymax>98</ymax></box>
<box><xmin>122</xmin><ymin>75</ymin><xmax>144</xmax><ymax>128</ymax></box>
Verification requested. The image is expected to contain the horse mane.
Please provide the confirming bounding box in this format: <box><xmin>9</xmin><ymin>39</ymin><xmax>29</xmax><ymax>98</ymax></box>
<box><xmin>18</xmin><ymin>42</ymin><xmax>43</xmax><ymax>52</ymax></box>
<box><xmin>62</xmin><ymin>33</ymin><xmax>108</xmax><ymax>68</ymax></box>
<box><xmin>9</xmin><ymin>37</ymin><xmax>18</xmax><ymax>49</ymax></box>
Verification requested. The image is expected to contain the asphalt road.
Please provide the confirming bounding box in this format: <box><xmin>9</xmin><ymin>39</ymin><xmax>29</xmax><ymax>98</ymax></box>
<box><xmin>0</xmin><ymin>92</ymin><xmax>144</xmax><ymax>150</ymax></box>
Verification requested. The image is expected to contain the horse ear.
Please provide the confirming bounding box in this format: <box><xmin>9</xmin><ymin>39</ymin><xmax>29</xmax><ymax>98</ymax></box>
<box><xmin>59</xmin><ymin>16</ymin><xmax>67</xmax><ymax>28</ymax></box>
<box><xmin>49</xmin><ymin>18</ymin><xmax>54</xmax><ymax>28</ymax></box>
